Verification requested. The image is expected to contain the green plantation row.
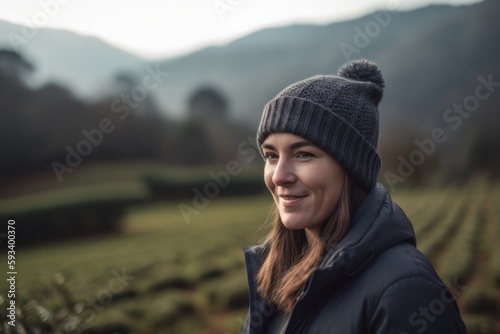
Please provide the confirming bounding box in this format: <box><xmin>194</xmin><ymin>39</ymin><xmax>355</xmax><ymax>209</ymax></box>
<box><xmin>396</xmin><ymin>179</ymin><xmax>500</xmax><ymax>333</ymax></box>
<box><xmin>1</xmin><ymin>179</ymin><xmax>499</xmax><ymax>333</ymax></box>
<box><xmin>0</xmin><ymin>196</ymin><xmax>272</xmax><ymax>333</ymax></box>
<box><xmin>0</xmin><ymin>162</ymin><xmax>265</xmax><ymax>245</ymax></box>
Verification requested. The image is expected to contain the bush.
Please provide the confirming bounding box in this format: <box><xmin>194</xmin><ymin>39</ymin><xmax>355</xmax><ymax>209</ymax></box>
<box><xmin>464</xmin><ymin>315</ymin><xmax>495</xmax><ymax>334</ymax></box>
<box><xmin>147</xmin><ymin>273</ymin><xmax>193</xmax><ymax>292</ymax></box>
<box><xmin>82</xmin><ymin>322</ymin><xmax>132</xmax><ymax>334</ymax></box>
<box><xmin>0</xmin><ymin>297</ymin><xmax>88</xmax><ymax>334</ymax></box>
<box><xmin>438</xmin><ymin>201</ymin><xmax>481</xmax><ymax>283</ymax></box>
<box><xmin>148</xmin><ymin>292</ymin><xmax>196</xmax><ymax>328</ymax></box>
<box><xmin>462</xmin><ymin>286</ymin><xmax>499</xmax><ymax>314</ymax></box>
<box><xmin>183</xmin><ymin>260</ymin><xmax>227</xmax><ymax>284</ymax></box>
<box><xmin>489</xmin><ymin>194</ymin><xmax>500</xmax><ymax>287</ymax></box>
<box><xmin>201</xmin><ymin>273</ymin><xmax>248</xmax><ymax>309</ymax></box>
<box><xmin>417</xmin><ymin>200</ymin><xmax>465</xmax><ymax>258</ymax></box>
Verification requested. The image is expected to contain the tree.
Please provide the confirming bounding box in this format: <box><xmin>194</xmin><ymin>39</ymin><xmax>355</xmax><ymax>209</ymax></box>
<box><xmin>188</xmin><ymin>86</ymin><xmax>228</xmax><ymax>119</ymax></box>
<box><xmin>0</xmin><ymin>50</ymin><xmax>36</xmax><ymax>182</ymax></box>
<box><xmin>0</xmin><ymin>49</ymin><xmax>34</xmax><ymax>90</ymax></box>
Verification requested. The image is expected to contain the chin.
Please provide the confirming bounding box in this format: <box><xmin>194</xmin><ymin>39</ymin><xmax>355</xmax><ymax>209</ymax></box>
<box><xmin>280</xmin><ymin>216</ymin><xmax>307</xmax><ymax>230</ymax></box>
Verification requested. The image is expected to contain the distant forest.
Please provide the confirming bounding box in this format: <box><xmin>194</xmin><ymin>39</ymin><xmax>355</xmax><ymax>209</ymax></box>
<box><xmin>0</xmin><ymin>50</ymin><xmax>252</xmax><ymax>185</ymax></box>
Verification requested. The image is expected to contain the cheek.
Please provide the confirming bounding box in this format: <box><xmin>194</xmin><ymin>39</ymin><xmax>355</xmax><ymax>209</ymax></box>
<box><xmin>326</xmin><ymin>177</ymin><xmax>345</xmax><ymax>207</ymax></box>
<box><xmin>324</xmin><ymin>186</ymin><xmax>343</xmax><ymax>209</ymax></box>
<box><xmin>313</xmin><ymin>168</ymin><xmax>345</xmax><ymax>208</ymax></box>
<box><xmin>263</xmin><ymin>166</ymin><xmax>275</xmax><ymax>192</ymax></box>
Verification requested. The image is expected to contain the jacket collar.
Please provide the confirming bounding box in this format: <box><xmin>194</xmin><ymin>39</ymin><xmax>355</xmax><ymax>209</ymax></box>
<box><xmin>304</xmin><ymin>183</ymin><xmax>416</xmax><ymax>294</ymax></box>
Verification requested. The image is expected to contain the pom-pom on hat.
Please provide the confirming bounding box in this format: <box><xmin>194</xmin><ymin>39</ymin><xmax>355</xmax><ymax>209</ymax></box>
<box><xmin>257</xmin><ymin>59</ymin><xmax>384</xmax><ymax>191</ymax></box>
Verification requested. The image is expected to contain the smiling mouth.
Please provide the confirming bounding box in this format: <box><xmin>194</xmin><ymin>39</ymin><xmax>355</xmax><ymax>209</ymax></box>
<box><xmin>280</xmin><ymin>195</ymin><xmax>305</xmax><ymax>200</ymax></box>
<box><xmin>279</xmin><ymin>195</ymin><xmax>307</xmax><ymax>207</ymax></box>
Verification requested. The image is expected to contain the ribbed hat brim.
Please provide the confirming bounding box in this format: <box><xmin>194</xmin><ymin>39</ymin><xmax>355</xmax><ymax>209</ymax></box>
<box><xmin>257</xmin><ymin>97</ymin><xmax>381</xmax><ymax>191</ymax></box>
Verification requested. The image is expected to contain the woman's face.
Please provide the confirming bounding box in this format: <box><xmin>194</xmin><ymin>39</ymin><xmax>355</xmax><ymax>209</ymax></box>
<box><xmin>262</xmin><ymin>132</ymin><xmax>346</xmax><ymax>236</ymax></box>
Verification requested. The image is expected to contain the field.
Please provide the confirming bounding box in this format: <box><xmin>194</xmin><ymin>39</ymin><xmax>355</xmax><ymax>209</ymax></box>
<box><xmin>2</xmin><ymin>178</ymin><xmax>500</xmax><ymax>333</ymax></box>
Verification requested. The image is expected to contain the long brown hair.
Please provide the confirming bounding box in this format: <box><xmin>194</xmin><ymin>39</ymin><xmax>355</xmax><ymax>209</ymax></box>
<box><xmin>255</xmin><ymin>174</ymin><xmax>366</xmax><ymax>314</ymax></box>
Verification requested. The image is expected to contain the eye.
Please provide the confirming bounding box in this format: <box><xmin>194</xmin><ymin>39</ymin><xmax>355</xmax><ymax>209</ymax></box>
<box><xmin>264</xmin><ymin>152</ymin><xmax>278</xmax><ymax>161</ymax></box>
<box><xmin>296</xmin><ymin>151</ymin><xmax>314</xmax><ymax>159</ymax></box>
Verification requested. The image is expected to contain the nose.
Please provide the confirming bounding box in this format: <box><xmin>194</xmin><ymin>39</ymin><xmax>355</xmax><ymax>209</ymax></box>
<box><xmin>272</xmin><ymin>158</ymin><xmax>296</xmax><ymax>186</ymax></box>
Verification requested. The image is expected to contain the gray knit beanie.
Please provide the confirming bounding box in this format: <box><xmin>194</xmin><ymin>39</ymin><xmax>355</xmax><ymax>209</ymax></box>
<box><xmin>257</xmin><ymin>59</ymin><xmax>384</xmax><ymax>192</ymax></box>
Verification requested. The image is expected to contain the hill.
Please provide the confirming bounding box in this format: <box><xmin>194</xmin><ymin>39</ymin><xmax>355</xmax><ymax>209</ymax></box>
<box><xmin>0</xmin><ymin>19</ymin><xmax>146</xmax><ymax>98</ymax></box>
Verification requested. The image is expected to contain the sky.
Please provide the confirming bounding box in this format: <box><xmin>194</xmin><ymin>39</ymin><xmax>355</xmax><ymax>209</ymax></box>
<box><xmin>0</xmin><ymin>0</ymin><xmax>483</xmax><ymax>59</ymax></box>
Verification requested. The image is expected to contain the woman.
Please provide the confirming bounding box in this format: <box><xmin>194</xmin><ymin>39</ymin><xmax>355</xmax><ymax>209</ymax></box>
<box><xmin>242</xmin><ymin>59</ymin><xmax>465</xmax><ymax>333</ymax></box>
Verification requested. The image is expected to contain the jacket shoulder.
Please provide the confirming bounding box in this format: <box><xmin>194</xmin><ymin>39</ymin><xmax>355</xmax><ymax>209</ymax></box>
<box><xmin>364</xmin><ymin>242</ymin><xmax>442</xmax><ymax>286</ymax></box>
<box><xmin>369</xmin><ymin>275</ymin><xmax>465</xmax><ymax>333</ymax></box>
<box><xmin>310</xmin><ymin>243</ymin><xmax>465</xmax><ymax>333</ymax></box>
<box><xmin>365</xmin><ymin>243</ymin><xmax>466</xmax><ymax>333</ymax></box>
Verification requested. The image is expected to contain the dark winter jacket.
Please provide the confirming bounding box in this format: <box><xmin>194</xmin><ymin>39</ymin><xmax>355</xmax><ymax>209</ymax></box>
<box><xmin>242</xmin><ymin>184</ymin><xmax>465</xmax><ymax>334</ymax></box>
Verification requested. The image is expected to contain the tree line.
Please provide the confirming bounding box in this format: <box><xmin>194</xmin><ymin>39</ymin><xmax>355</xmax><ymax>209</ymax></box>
<box><xmin>0</xmin><ymin>49</ymin><xmax>252</xmax><ymax>185</ymax></box>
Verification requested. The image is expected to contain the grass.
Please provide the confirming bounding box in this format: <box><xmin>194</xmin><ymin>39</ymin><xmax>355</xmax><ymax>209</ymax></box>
<box><xmin>3</xmin><ymin>178</ymin><xmax>500</xmax><ymax>333</ymax></box>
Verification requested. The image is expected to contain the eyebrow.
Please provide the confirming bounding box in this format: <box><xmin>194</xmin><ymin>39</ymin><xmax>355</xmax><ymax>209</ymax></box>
<box><xmin>261</xmin><ymin>140</ymin><xmax>315</xmax><ymax>150</ymax></box>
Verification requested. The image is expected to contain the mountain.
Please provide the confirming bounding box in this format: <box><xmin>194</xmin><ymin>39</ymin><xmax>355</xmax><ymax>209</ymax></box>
<box><xmin>148</xmin><ymin>0</ymin><xmax>500</xmax><ymax>180</ymax></box>
<box><xmin>151</xmin><ymin>0</ymin><xmax>499</xmax><ymax>126</ymax></box>
<box><xmin>1</xmin><ymin>1</ymin><xmax>498</xmax><ymax>125</ymax></box>
<box><xmin>0</xmin><ymin>19</ymin><xmax>147</xmax><ymax>98</ymax></box>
